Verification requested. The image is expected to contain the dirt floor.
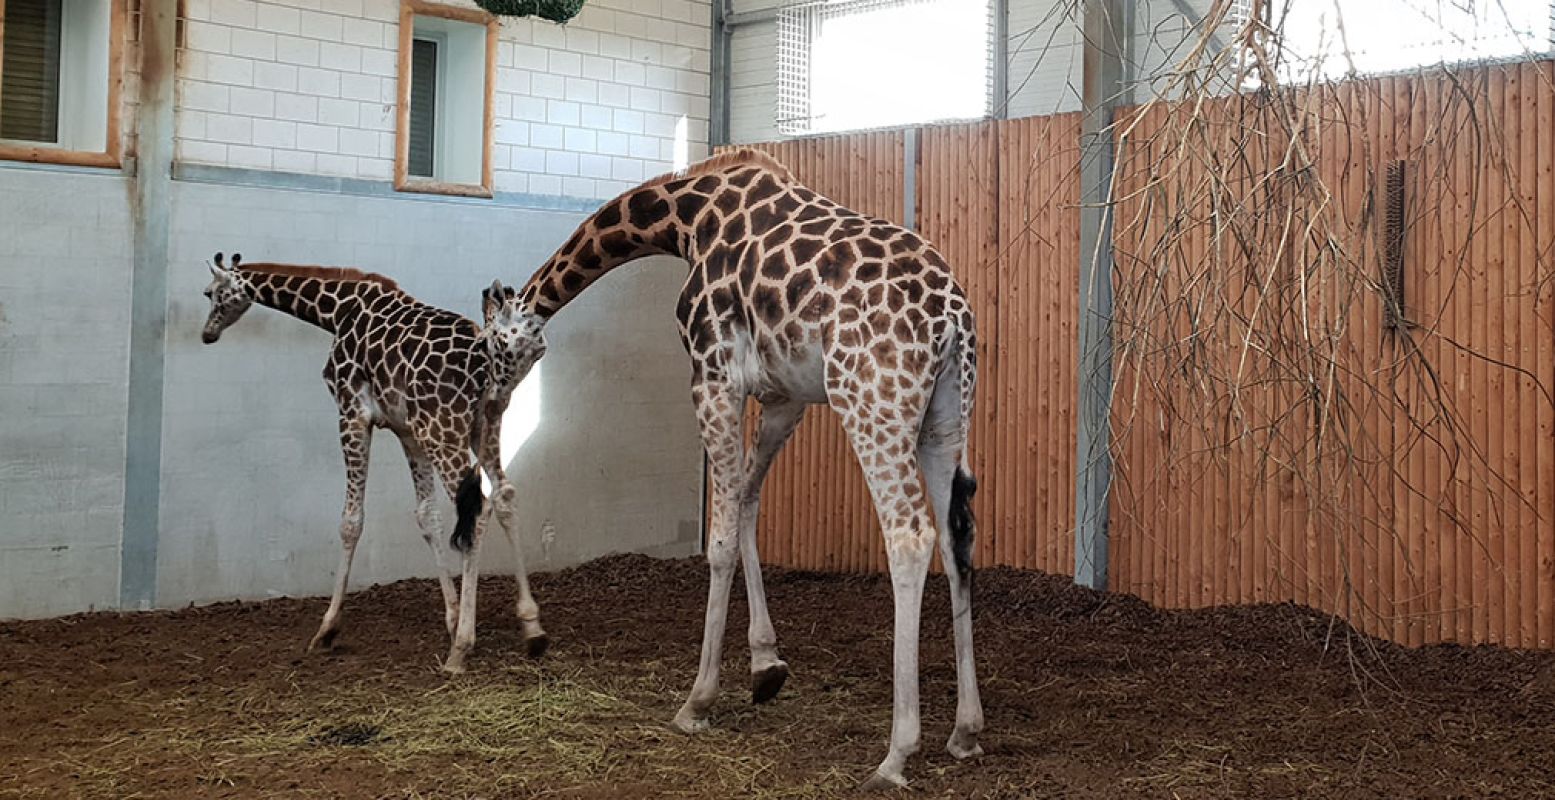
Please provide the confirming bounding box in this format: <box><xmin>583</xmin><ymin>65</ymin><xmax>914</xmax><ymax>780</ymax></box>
<box><xmin>4</xmin><ymin>554</ymin><xmax>1555</xmax><ymax>799</ymax></box>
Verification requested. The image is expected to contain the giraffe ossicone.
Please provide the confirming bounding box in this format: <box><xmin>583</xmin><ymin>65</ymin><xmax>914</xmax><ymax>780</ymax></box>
<box><xmin>200</xmin><ymin>252</ymin><xmax>548</xmax><ymax>671</ymax></box>
<box><xmin>484</xmin><ymin>149</ymin><xmax>986</xmax><ymax>787</ymax></box>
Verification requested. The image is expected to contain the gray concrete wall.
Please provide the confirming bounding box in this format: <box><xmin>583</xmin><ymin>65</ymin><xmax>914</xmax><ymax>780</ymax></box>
<box><xmin>0</xmin><ymin>165</ymin><xmax>134</xmax><ymax>618</ymax></box>
<box><xmin>155</xmin><ymin>178</ymin><xmax>701</xmax><ymax>609</ymax></box>
<box><xmin>0</xmin><ymin>165</ymin><xmax>702</xmax><ymax>619</ymax></box>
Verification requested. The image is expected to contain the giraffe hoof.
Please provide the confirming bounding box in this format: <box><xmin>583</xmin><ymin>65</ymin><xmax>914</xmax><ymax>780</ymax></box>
<box><xmin>946</xmin><ymin>730</ymin><xmax>984</xmax><ymax>760</ymax></box>
<box><xmin>858</xmin><ymin>769</ymin><xmax>908</xmax><ymax>792</ymax></box>
<box><xmin>751</xmin><ymin>662</ymin><xmax>789</xmax><ymax>704</ymax></box>
<box><xmin>442</xmin><ymin>646</ymin><xmax>471</xmax><ymax>674</ymax></box>
<box><xmin>669</xmin><ymin>709</ymin><xmax>711</xmax><ymax>735</ymax></box>
<box><xmin>307</xmin><ymin>628</ymin><xmax>340</xmax><ymax>653</ymax></box>
<box><xmin>524</xmin><ymin>633</ymin><xmax>550</xmax><ymax>659</ymax></box>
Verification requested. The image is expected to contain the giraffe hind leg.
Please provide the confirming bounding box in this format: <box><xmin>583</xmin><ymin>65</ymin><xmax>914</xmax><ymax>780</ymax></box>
<box><xmin>920</xmin><ymin>364</ymin><xmax>985</xmax><ymax>760</ymax></box>
<box><xmin>427</xmin><ymin>445</ymin><xmax>487</xmax><ymax>674</ymax></box>
<box><xmin>401</xmin><ymin>436</ymin><xmax>462</xmax><ymax>638</ymax></box>
<box><xmin>831</xmin><ymin>362</ymin><xmax>938</xmax><ymax>789</ymax></box>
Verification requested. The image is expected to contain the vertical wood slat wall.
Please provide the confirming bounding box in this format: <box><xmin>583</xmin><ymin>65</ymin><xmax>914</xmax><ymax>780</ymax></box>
<box><xmin>1108</xmin><ymin>63</ymin><xmax>1554</xmax><ymax>648</ymax></box>
<box><xmin>722</xmin><ymin>61</ymin><xmax>1554</xmax><ymax>649</ymax></box>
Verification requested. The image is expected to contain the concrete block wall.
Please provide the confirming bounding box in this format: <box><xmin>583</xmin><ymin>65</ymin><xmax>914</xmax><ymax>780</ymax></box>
<box><xmin>0</xmin><ymin>168</ymin><xmax>135</xmax><ymax>618</ymax></box>
<box><xmin>1004</xmin><ymin>0</ymin><xmax>1081</xmax><ymax>118</ymax></box>
<box><xmin>727</xmin><ymin>0</ymin><xmax>782</xmax><ymax>144</ymax></box>
<box><xmin>178</xmin><ymin>0</ymin><xmax>713</xmax><ymax>199</ymax></box>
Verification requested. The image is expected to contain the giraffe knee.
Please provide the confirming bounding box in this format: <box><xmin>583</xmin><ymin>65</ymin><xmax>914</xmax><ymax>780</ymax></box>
<box><xmin>886</xmin><ymin>525</ymin><xmax>936</xmax><ymax>560</ymax></box>
<box><xmin>340</xmin><ymin>511</ymin><xmax>365</xmax><ymax>545</ymax></box>
<box><xmin>415</xmin><ymin>502</ymin><xmax>442</xmax><ymax>538</ymax></box>
<box><xmin>706</xmin><ymin>535</ymin><xmax>738</xmax><ymax>570</ymax></box>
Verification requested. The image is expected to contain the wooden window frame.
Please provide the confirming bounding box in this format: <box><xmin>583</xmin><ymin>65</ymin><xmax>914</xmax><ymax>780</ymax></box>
<box><xmin>394</xmin><ymin>0</ymin><xmax>495</xmax><ymax>198</ymax></box>
<box><xmin>0</xmin><ymin>0</ymin><xmax>124</xmax><ymax>168</ymax></box>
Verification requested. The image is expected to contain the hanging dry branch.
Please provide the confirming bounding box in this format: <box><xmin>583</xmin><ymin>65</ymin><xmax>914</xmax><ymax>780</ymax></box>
<box><xmin>1093</xmin><ymin>0</ymin><xmax>1555</xmax><ymax>650</ymax></box>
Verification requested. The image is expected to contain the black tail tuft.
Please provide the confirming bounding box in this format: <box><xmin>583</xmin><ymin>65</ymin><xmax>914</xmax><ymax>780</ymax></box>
<box><xmin>450</xmin><ymin>467</ymin><xmax>483</xmax><ymax>553</ymax></box>
<box><xmin>949</xmin><ymin>466</ymin><xmax>977</xmax><ymax>579</ymax></box>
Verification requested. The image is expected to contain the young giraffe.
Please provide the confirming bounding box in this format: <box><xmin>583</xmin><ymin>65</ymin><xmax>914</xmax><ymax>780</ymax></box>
<box><xmin>484</xmin><ymin>150</ymin><xmax>985</xmax><ymax>788</ymax></box>
<box><xmin>199</xmin><ymin>253</ymin><xmax>548</xmax><ymax>672</ymax></box>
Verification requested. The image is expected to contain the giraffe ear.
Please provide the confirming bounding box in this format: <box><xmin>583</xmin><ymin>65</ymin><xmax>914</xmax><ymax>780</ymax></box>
<box><xmin>483</xmin><ymin>279</ymin><xmax>506</xmax><ymax>317</ymax></box>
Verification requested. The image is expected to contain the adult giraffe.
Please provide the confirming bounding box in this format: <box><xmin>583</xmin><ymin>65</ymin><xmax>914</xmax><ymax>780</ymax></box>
<box><xmin>484</xmin><ymin>149</ymin><xmax>984</xmax><ymax>788</ymax></box>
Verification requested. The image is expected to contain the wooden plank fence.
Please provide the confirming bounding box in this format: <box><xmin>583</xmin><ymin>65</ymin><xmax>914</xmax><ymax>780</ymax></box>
<box><xmin>721</xmin><ymin>60</ymin><xmax>1555</xmax><ymax>649</ymax></box>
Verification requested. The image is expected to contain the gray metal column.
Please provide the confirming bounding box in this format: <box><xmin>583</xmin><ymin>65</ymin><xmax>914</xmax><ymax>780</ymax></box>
<box><xmin>902</xmin><ymin>127</ymin><xmax>918</xmax><ymax>230</ymax></box>
<box><xmin>1074</xmin><ymin>0</ymin><xmax>1127</xmax><ymax>591</ymax></box>
<box><xmin>120</xmin><ymin>1</ymin><xmax>178</xmax><ymax>609</ymax></box>
<box><xmin>991</xmin><ymin>0</ymin><xmax>1009</xmax><ymax>117</ymax></box>
<box><xmin>709</xmin><ymin>0</ymin><xmax>733</xmax><ymax>146</ymax></box>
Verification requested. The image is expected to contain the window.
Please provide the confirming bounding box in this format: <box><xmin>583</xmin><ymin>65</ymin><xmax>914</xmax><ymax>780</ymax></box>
<box><xmin>777</xmin><ymin>0</ymin><xmax>995</xmax><ymax>136</ymax></box>
<box><xmin>395</xmin><ymin>1</ymin><xmax>495</xmax><ymax>197</ymax></box>
<box><xmin>0</xmin><ymin>0</ymin><xmax>121</xmax><ymax>166</ymax></box>
<box><xmin>1262</xmin><ymin>0</ymin><xmax>1550</xmax><ymax>83</ymax></box>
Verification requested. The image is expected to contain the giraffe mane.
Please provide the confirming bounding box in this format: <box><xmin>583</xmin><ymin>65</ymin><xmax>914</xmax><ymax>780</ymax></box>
<box><xmin>653</xmin><ymin>148</ymin><xmax>795</xmax><ymax>185</ymax></box>
<box><xmin>238</xmin><ymin>262</ymin><xmax>402</xmax><ymax>291</ymax></box>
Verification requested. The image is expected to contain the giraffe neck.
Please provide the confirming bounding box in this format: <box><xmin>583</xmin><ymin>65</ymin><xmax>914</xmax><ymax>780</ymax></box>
<box><xmin>517</xmin><ymin>181</ymin><xmax>712</xmax><ymax>318</ymax></box>
<box><xmin>241</xmin><ymin>266</ymin><xmax>400</xmax><ymax>333</ymax></box>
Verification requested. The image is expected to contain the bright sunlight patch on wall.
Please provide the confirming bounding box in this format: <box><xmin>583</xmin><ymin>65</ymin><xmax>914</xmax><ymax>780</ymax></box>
<box><xmin>778</xmin><ymin>0</ymin><xmax>993</xmax><ymax>135</ymax></box>
<box><xmin>673</xmin><ymin>114</ymin><xmax>690</xmax><ymax>171</ymax></box>
<box><xmin>486</xmin><ymin>362</ymin><xmax>542</xmax><ymax>492</ymax></box>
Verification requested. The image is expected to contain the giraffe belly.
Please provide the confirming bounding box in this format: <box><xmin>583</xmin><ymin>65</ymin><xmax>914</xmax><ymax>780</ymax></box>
<box><xmin>731</xmin><ymin>328</ymin><xmax>827</xmax><ymax>405</ymax></box>
<box><xmin>358</xmin><ymin>385</ymin><xmax>413</xmax><ymax>433</ymax></box>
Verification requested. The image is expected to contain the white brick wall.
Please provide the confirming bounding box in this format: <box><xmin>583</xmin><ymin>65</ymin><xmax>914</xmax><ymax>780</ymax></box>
<box><xmin>178</xmin><ymin>0</ymin><xmax>712</xmax><ymax>200</ymax></box>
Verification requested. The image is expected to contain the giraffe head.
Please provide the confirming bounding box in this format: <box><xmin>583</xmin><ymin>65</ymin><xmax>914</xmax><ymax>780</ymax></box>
<box><xmin>480</xmin><ymin>279</ymin><xmax>547</xmax><ymax>392</ymax></box>
<box><xmin>201</xmin><ymin>252</ymin><xmax>255</xmax><ymax>344</ymax></box>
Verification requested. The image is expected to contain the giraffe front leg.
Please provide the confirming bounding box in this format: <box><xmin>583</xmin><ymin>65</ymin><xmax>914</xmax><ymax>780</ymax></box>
<box><xmin>671</xmin><ymin>381</ymin><xmax>745</xmax><ymax>734</ymax></box>
<box><xmin>739</xmin><ymin>400</ymin><xmax>804</xmax><ymax>703</ymax></box>
<box><xmin>490</xmin><ymin>479</ymin><xmax>548</xmax><ymax>657</ymax></box>
<box><xmin>309</xmin><ymin>417</ymin><xmax>372</xmax><ymax>653</ymax></box>
<box><xmin>477</xmin><ymin>412</ymin><xmax>549</xmax><ymax>658</ymax></box>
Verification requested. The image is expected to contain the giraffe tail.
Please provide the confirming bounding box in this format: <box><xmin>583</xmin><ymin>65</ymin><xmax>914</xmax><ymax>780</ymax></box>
<box><xmin>949</xmin><ymin>465</ymin><xmax>977</xmax><ymax>579</ymax></box>
<box><xmin>450</xmin><ymin>467</ymin><xmax>484</xmax><ymax>552</ymax></box>
<box><xmin>948</xmin><ymin>324</ymin><xmax>978</xmax><ymax>583</ymax></box>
